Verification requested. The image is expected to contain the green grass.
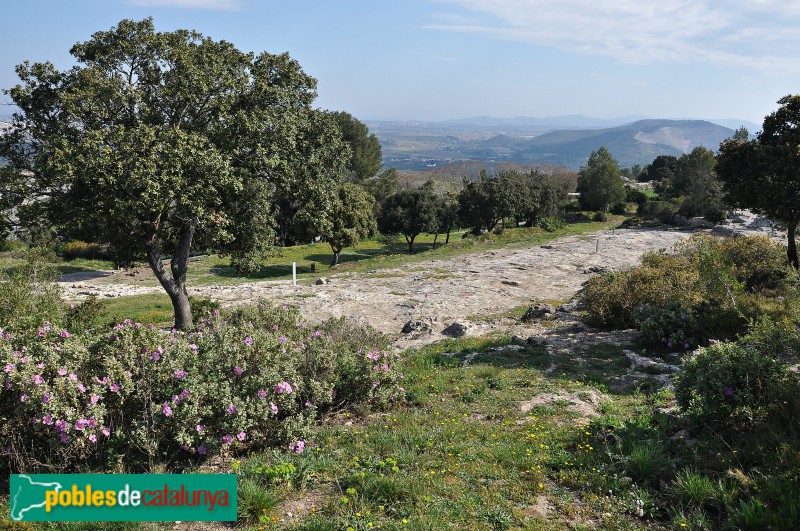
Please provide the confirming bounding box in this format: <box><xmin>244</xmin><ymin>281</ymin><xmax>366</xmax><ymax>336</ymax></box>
<box><xmin>95</xmin><ymin>293</ymin><xmax>175</xmax><ymax>326</ymax></box>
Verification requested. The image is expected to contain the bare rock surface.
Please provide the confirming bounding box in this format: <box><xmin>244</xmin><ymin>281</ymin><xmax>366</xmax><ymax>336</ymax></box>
<box><xmin>56</xmin><ymin>220</ymin><xmax>783</xmax><ymax>351</ymax></box>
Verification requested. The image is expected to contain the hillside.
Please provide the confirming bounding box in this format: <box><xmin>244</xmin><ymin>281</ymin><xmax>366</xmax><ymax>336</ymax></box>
<box><xmin>371</xmin><ymin>118</ymin><xmax>739</xmax><ymax>170</ymax></box>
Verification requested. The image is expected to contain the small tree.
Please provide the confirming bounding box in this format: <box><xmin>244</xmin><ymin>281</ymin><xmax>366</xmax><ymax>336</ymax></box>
<box><xmin>577</xmin><ymin>147</ymin><xmax>626</xmax><ymax>213</ymax></box>
<box><xmin>717</xmin><ymin>96</ymin><xmax>800</xmax><ymax>268</ymax></box>
<box><xmin>458</xmin><ymin>173</ymin><xmax>502</xmax><ymax>234</ymax></box>
<box><xmin>377</xmin><ymin>184</ymin><xmax>437</xmax><ymax>253</ymax></box>
<box><xmin>325</xmin><ymin>183</ymin><xmax>375</xmax><ymax>266</ymax></box>
<box><xmin>434</xmin><ymin>191</ymin><xmax>460</xmax><ymax>246</ymax></box>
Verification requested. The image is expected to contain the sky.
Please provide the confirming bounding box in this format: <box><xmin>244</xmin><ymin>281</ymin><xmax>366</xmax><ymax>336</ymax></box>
<box><xmin>1</xmin><ymin>0</ymin><xmax>798</xmax><ymax>126</ymax></box>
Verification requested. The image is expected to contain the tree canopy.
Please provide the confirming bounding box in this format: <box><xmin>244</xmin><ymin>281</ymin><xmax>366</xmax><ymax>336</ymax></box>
<box><xmin>0</xmin><ymin>18</ymin><xmax>349</xmax><ymax>329</ymax></box>
<box><xmin>717</xmin><ymin>95</ymin><xmax>800</xmax><ymax>268</ymax></box>
<box><xmin>332</xmin><ymin>111</ymin><xmax>382</xmax><ymax>182</ymax></box>
<box><xmin>324</xmin><ymin>183</ymin><xmax>375</xmax><ymax>266</ymax></box>
<box><xmin>377</xmin><ymin>182</ymin><xmax>438</xmax><ymax>253</ymax></box>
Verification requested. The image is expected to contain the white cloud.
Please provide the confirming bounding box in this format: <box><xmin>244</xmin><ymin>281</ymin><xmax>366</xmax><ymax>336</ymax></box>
<box><xmin>129</xmin><ymin>0</ymin><xmax>241</xmax><ymax>10</ymax></box>
<box><xmin>426</xmin><ymin>0</ymin><xmax>800</xmax><ymax>73</ymax></box>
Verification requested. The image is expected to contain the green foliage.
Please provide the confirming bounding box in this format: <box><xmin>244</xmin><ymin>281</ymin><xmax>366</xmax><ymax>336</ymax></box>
<box><xmin>577</xmin><ymin>147</ymin><xmax>626</xmax><ymax>211</ymax></box>
<box><xmin>583</xmin><ymin>234</ymin><xmax>792</xmax><ymax>334</ymax></box>
<box><xmin>1</xmin><ymin>18</ymin><xmax>349</xmax><ymax>328</ymax></box>
<box><xmin>64</xmin><ymin>296</ymin><xmax>107</xmax><ymax>334</ymax></box>
<box><xmin>325</xmin><ymin>183</ymin><xmax>376</xmax><ymax>266</ymax></box>
<box><xmin>625</xmin><ymin>186</ymin><xmax>650</xmax><ymax>206</ymax></box>
<box><xmin>675</xmin><ymin>341</ymin><xmax>797</xmax><ymax>428</ymax></box>
<box><xmin>0</xmin><ymin>301</ymin><xmax>402</xmax><ymax>472</ymax></box>
<box><xmin>188</xmin><ymin>296</ymin><xmax>221</xmax><ymax>325</ymax></box>
<box><xmin>717</xmin><ymin>95</ymin><xmax>800</xmax><ymax>267</ymax></box>
<box><xmin>536</xmin><ymin>216</ymin><xmax>565</xmax><ymax>232</ymax></box>
<box><xmin>0</xmin><ymin>249</ymin><xmax>62</xmax><ymax>335</ymax></box>
<box><xmin>457</xmin><ymin>174</ymin><xmax>502</xmax><ymax>234</ymax></box>
<box><xmin>634</xmin><ymin>302</ymin><xmax>698</xmax><ymax>352</ymax></box>
<box><xmin>637</xmin><ymin>199</ymin><xmax>679</xmax><ymax>223</ymax></box>
<box><xmin>583</xmin><ymin>252</ymin><xmax>702</xmax><ymax>329</ymax></box>
<box><xmin>332</xmin><ymin>111</ymin><xmax>382</xmax><ymax>182</ymax></box>
<box><xmin>378</xmin><ymin>183</ymin><xmax>438</xmax><ymax>253</ymax></box>
<box><xmin>60</xmin><ymin>241</ymin><xmax>105</xmax><ymax>261</ymax></box>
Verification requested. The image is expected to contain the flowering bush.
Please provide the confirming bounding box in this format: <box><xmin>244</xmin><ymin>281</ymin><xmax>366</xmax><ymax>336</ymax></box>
<box><xmin>675</xmin><ymin>341</ymin><xmax>798</xmax><ymax>429</ymax></box>
<box><xmin>633</xmin><ymin>302</ymin><xmax>697</xmax><ymax>353</ymax></box>
<box><xmin>0</xmin><ymin>301</ymin><xmax>403</xmax><ymax>472</ymax></box>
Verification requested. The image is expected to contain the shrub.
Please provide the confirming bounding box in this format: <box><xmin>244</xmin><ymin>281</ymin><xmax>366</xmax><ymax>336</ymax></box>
<box><xmin>0</xmin><ymin>250</ymin><xmax>63</xmax><ymax>336</ymax></box>
<box><xmin>583</xmin><ymin>253</ymin><xmax>702</xmax><ymax>329</ymax></box>
<box><xmin>625</xmin><ymin>187</ymin><xmax>649</xmax><ymax>206</ymax></box>
<box><xmin>675</xmin><ymin>341</ymin><xmax>797</xmax><ymax>429</ymax></box>
<box><xmin>0</xmin><ymin>302</ymin><xmax>403</xmax><ymax>472</ymax></box>
<box><xmin>634</xmin><ymin>302</ymin><xmax>698</xmax><ymax>352</ymax></box>
<box><xmin>536</xmin><ymin>216</ymin><xmax>565</xmax><ymax>232</ymax></box>
<box><xmin>61</xmin><ymin>240</ymin><xmax>106</xmax><ymax>260</ymax></box>
<box><xmin>189</xmin><ymin>296</ymin><xmax>221</xmax><ymax>325</ymax></box>
<box><xmin>609</xmin><ymin>202</ymin><xmax>627</xmax><ymax>215</ymax></box>
<box><xmin>637</xmin><ymin>200</ymin><xmax>679</xmax><ymax>223</ymax></box>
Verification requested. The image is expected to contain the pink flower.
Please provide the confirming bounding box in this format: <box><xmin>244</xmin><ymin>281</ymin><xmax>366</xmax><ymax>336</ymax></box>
<box><xmin>42</xmin><ymin>415</ymin><xmax>53</xmax><ymax>425</ymax></box>
<box><xmin>189</xmin><ymin>344</ymin><xmax>198</xmax><ymax>351</ymax></box>
<box><xmin>102</xmin><ymin>428</ymin><xmax>110</xmax><ymax>437</ymax></box>
<box><xmin>181</xmin><ymin>389</ymin><xmax>189</xmax><ymax>400</ymax></box>
<box><xmin>36</xmin><ymin>363</ymin><xmax>45</xmax><ymax>369</ymax></box>
<box><xmin>32</xmin><ymin>374</ymin><xmax>44</xmax><ymax>385</ymax></box>
<box><xmin>226</xmin><ymin>404</ymin><xmax>237</xmax><ymax>415</ymax></box>
<box><xmin>60</xmin><ymin>433</ymin><xmax>70</xmax><ymax>443</ymax></box>
<box><xmin>270</xmin><ymin>402</ymin><xmax>278</xmax><ymax>415</ymax></box>
<box><xmin>3</xmin><ymin>364</ymin><xmax>13</xmax><ymax>373</ymax></box>
<box><xmin>289</xmin><ymin>440</ymin><xmax>305</xmax><ymax>454</ymax></box>
<box><xmin>174</xmin><ymin>369</ymin><xmax>187</xmax><ymax>379</ymax></box>
<box><xmin>89</xmin><ymin>434</ymin><xmax>97</xmax><ymax>443</ymax></box>
<box><xmin>57</xmin><ymin>368</ymin><xmax>67</xmax><ymax>376</ymax></box>
<box><xmin>77</xmin><ymin>383</ymin><xmax>86</xmax><ymax>393</ymax></box>
<box><xmin>271</xmin><ymin>325</ymin><xmax>279</xmax><ymax>330</ymax></box>
<box><xmin>196</xmin><ymin>424</ymin><xmax>205</xmax><ymax>433</ymax></box>
<box><xmin>237</xmin><ymin>431</ymin><xmax>246</xmax><ymax>442</ymax></box>
<box><xmin>275</xmin><ymin>381</ymin><xmax>293</xmax><ymax>394</ymax></box>
<box><xmin>234</xmin><ymin>366</ymin><xmax>243</xmax><ymax>376</ymax></box>
<box><xmin>162</xmin><ymin>403</ymin><xmax>173</xmax><ymax>417</ymax></box>
<box><xmin>222</xmin><ymin>434</ymin><xmax>233</xmax><ymax>445</ymax></box>
<box><xmin>244</xmin><ymin>336</ymin><xmax>253</xmax><ymax>346</ymax></box>
<box><xmin>257</xmin><ymin>389</ymin><xmax>267</xmax><ymax>399</ymax></box>
<box><xmin>75</xmin><ymin>419</ymin><xmax>87</xmax><ymax>431</ymax></box>
<box><xmin>90</xmin><ymin>394</ymin><xmax>100</xmax><ymax>404</ymax></box>
<box><xmin>60</xmin><ymin>330</ymin><xmax>70</xmax><ymax>338</ymax></box>
<box><xmin>198</xmin><ymin>445</ymin><xmax>207</xmax><ymax>455</ymax></box>
<box><xmin>305</xmin><ymin>400</ymin><xmax>312</xmax><ymax>408</ymax></box>
<box><xmin>278</xmin><ymin>335</ymin><xmax>287</xmax><ymax>343</ymax></box>
<box><xmin>20</xmin><ymin>394</ymin><xmax>28</xmax><ymax>402</ymax></box>
<box><xmin>42</xmin><ymin>393</ymin><xmax>50</xmax><ymax>404</ymax></box>
<box><xmin>110</xmin><ymin>383</ymin><xmax>120</xmax><ymax>392</ymax></box>
<box><xmin>68</xmin><ymin>373</ymin><xmax>77</xmax><ymax>381</ymax></box>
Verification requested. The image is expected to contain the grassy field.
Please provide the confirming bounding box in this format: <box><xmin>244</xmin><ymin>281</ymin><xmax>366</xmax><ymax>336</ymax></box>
<box><xmin>0</xmin><ymin>216</ymin><xmax>620</xmax><ymax>326</ymax></box>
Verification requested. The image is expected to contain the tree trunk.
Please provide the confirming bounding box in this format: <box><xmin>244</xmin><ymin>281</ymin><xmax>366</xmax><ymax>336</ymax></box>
<box><xmin>432</xmin><ymin>232</ymin><xmax>439</xmax><ymax>249</ymax></box>
<box><xmin>788</xmin><ymin>218</ymin><xmax>799</xmax><ymax>269</ymax></box>
<box><xmin>146</xmin><ymin>217</ymin><xmax>198</xmax><ymax>330</ymax></box>
<box><xmin>445</xmin><ymin>228</ymin><xmax>451</xmax><ymax>244</ymax></box>
<box><xmin>330</xmin><ymin>247</ymin><xmax>341</xmax><ymax>267</ymax></box>
<box><xmin>406</xmin><ymin>234</ymin><xmax>415</xmax><ymax>254</ymax></box>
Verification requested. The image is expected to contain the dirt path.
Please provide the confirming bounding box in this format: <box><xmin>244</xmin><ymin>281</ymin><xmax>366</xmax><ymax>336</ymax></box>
<box><xmin>58</xmin><ymin>226</ymin><xmax>702</xmax><ymax>348</ymax></box>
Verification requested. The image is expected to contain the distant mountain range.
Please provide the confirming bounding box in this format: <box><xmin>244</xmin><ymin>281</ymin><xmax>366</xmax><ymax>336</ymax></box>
<box><xmin>367</xmin><ymin>116</ymin><xmax>757</xmax><ymax>171</ymax></box>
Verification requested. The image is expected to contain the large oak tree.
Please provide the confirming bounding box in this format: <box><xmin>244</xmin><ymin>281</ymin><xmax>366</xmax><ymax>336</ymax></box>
<box><xmin>0</xmin><ymin>19</ymin><xmax>348</xmax><ymax>329</ymax></box>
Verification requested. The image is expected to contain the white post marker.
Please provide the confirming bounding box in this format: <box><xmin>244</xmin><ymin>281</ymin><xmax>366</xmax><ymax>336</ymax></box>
<box><xmin>292</xmin><ymin>262</ymin><xmax>297</xmax><ymax>287</ymax></box>
<box><xmin>596</xmin><ymin>238</ymin><xmax>600</xmax><ymax>253</ymax></box>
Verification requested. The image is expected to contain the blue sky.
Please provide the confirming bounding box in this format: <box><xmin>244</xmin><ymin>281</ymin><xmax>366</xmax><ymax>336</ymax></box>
<box><xmin>1</xmin><ymin>0</ymin><xmax>798</xmax><ymax>126</ymax></box>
